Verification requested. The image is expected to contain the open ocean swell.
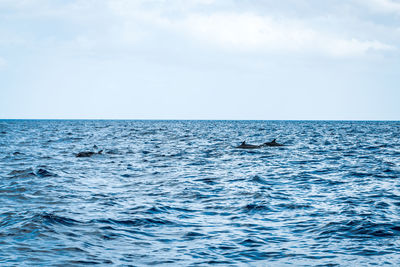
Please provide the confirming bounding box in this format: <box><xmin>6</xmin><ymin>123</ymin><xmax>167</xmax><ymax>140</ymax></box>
<box><xmin>0</xmin><ymin>120</ymin><xmax>399</xmax><ymax>266</ymax></box>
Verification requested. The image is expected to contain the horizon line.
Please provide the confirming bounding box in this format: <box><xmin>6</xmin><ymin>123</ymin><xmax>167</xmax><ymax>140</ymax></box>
<box><xmin>0</xmin><ymin>118</ymin><xmax>399</xmax><ymax>122</ymax></box>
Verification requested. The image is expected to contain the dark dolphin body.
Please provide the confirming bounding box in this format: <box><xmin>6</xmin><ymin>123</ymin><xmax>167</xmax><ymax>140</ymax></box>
<box><xmin>263</xmin><ymin>139</ymin><xmax>284</xmax><ymax>147</ymax></box>
<box><xmin>236</xmin><ymin>141</ymin><xmax>262</xmax><ymax>149</ymax></box>
<box><xmin>236</xmin><ymin>139</ymin><xmax>284</xmax><ymax>149</ymax></box>
<box><xmin>76</xmin><ymin>150</ymin><xmax>103</xmax><ymax>158</ymax></box>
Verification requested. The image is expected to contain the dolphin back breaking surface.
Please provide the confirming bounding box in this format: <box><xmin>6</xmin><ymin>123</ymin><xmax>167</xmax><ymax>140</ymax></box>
<box><xmin>236</xmin><ymin>139</ymin><xmax>284</xmax><ymax>149</ymax></box>
<box><xmin>263</xmin><ymin>139</ymin><xmax>284</xmax><ymax>147</ymax></box>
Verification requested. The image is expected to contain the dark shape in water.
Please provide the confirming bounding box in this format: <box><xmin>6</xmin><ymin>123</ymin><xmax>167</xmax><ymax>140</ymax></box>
<box><xmin>236</xmin><ymin>141</ymin><xmax>262</xmax><ymax>149</ymax></box>
<box><xmin>263</xmin><ymin>139</ymin><xmax>284</xmax><ymax>147</ymax></box>
<box><xmin>36</xmin><ymin>168</ymin><xmax>54</xmax><ymax>177</ymax></box>
<box><xmin>236</xmin><ymin>139</ymin><xmax>284</xmax><ymax>149</ymax></box>
<box><xmin>8</xmin><ymin>168</ymin><xmax>35</xmax><ymax>178</ymax></box>
<box><xmin>76</xmin><ymin>150</ymin><xmax>103</xmax><ymax>158</ymax></box>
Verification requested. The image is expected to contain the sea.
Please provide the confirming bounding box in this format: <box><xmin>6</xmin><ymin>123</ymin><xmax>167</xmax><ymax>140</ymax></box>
<box><xmin>0</xmin><ymin>120</ymin><xmax>399</xmax><ymax>266</ymax></box>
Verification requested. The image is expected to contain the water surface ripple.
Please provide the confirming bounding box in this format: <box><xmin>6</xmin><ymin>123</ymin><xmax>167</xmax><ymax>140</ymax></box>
<box><xmin>0</xmin><ymin>120</ymin><xmax>400</xmax><ymax>266</ymax></box>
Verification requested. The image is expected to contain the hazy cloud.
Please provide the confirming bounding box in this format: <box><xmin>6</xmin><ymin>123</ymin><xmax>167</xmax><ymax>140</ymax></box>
<box><xmin>179</xmin><ymin>13</ymin><xmax>395</xmax><ymax>56</ymax></box>
<box><xmin>0</xmin><ymin>56</ymin><xmax>6</xmax><ymax>69</ymax></box>
<box><xmin>0</xmin><ymin>0</ymin><xmax>397</xmax><ymax>56</ymax></box>
<box><xmin>105</xmin><ymin>0</ymin><xmax>398</xmax><ymax>57</ymax></box>
<box><xmin>362</xmin><ymin>0</ymin><xmax>400</xmax><ymax>14</ymax></box>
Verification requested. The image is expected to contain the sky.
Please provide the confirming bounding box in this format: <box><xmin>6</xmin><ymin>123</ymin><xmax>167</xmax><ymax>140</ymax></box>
<box><xmin>0</xmin><ymin>0</ymin><xmax>399</xmax><ymax>120</ymax></box>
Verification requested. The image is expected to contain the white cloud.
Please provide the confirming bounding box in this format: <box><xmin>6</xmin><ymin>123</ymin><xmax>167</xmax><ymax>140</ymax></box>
<box><xmin>325</xmin><ymin>38</ymin><xmax>394</xmax><ymax>56</ymax></box>
<box><xmin>363</xmin><ymin>0</ymin><xmax>400</xmax><ymax>14</ymax></box>
<box><xmin>103</xmin><ymin>1</ymin><xmax>397</xmax><ymax>57</ymax></box>
<box><xmin>174</xmin><ymin>13</ymin><xmax>395</xmax><ymax>56</ymax></box>
<box><xmin>0</xmin><ymin>0</ymin><xmax>397</xmax><ymax>57</ymax></box>
<box><xmin>182</xmin><ymin>14</ymin><xmax>308</xmax><ymax>50</ymax></box>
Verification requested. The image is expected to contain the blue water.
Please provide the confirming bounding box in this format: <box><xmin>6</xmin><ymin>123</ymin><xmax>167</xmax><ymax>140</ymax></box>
<box><xmin>0</xmin><ymin>120</ymin><xmax>399</xmax><ymax>266</ymax></box>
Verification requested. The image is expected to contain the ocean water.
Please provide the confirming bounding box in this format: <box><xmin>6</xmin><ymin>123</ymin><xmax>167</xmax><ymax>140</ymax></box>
<box><xmin>0</xmin><ymin>120</ymin><xmax>399</xmax><ymax>266</ymax></box>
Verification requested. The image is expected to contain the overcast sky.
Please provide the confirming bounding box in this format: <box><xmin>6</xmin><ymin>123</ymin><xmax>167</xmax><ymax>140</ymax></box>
<box><xmin>0</xmin><ymin>0</ymin><xmax>399</xmax><ymax>120</ymax></box>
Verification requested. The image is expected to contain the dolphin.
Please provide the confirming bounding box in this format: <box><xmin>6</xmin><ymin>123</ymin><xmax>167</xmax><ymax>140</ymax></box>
<box><xmin>76</xmin><ymin>150</ymin><xmax>103</xmax><ymax>158</ymax></box>
<box><xmin>262</xmin><ymin>139</ymin><xmax>284</xmax><ymax>147</ymax></box>
<box><xmin>236</xmin><ymin>141</ymin><xmax>263</xmax><ymax>149</ymax></box>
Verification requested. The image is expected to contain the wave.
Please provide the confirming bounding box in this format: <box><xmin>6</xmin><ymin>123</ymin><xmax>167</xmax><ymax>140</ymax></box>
<box><xmin>8</xmin><ymin>167</ymin><xmax>57</xmax><ymax>178</ymax></box>
<box><xmin>1</xmin><ymin>120</ymin><xmax>400</xmax><ymax>265</ymax></box>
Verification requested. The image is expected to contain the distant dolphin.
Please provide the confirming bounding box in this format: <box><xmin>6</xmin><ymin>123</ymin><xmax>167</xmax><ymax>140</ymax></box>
<box><xmin>236</xmin><ymin>139</ymin><xmax>284</xmax><ymax>149</ymax></box>
<box><xmin>262</xmin><ymin>139</ymin><xmax>284</xmax><ymax>147</ymax></box>
<box><xmin>76</xmin><ymin>150</ymin><xmax>103</xmax><ymax>158</ymax></box>
<box><xmin>236</xmin><ymin>141</ymin><xmax>263</xmax><ymax>149</ymax></box>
